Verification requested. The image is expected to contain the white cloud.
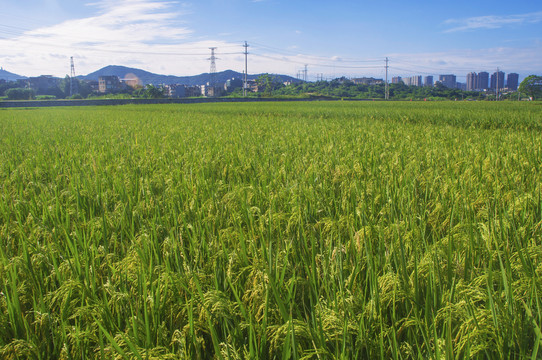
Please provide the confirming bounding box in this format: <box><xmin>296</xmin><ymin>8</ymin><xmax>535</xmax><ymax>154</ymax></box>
<box><xmin>1</xmin><ymin>1</ymin><xmax>540</xmax><ymax>81</ymax></box>
<box><xmin>388</xmin><ymin>46</ymin><xmax>542</xmax><ymax>78</ymax></box>
<box><xmin>0</xmin><ymin>0</ymin><xmax>218</xmax><ymax>76</ymax></box>
<box><xmin>444</xmin><ymin>11</ymin><xmax>542</xmax><ymax>33</ymax></box>
<box><xmin>0</xmin><ymin>0</ymin><xmax>312</xmax><ymax>79</ymax></box>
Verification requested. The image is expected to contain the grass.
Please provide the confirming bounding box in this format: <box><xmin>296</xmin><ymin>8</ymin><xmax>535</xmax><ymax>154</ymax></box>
<box><xmin>0</xmin><ymin>101</ymin><xmax>541</xmax><ymax>359</ymax></box>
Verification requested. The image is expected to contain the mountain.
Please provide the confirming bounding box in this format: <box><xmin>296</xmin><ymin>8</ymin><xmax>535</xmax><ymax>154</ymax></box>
<box><xmin>0</xmin><ymin>68</ymin><xmax>27</xmax><ymax>81</ymax></box>
<box><xmin>79</xmin><ymin>65</ymin><xmax>300</xmax><ymax>86</ymax></box>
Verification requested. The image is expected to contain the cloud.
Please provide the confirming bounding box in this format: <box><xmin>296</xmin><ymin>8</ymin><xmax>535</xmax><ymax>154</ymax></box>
<box><xmin>388</xmin><ymin>45</ymin><xmax>542</xmax><ymax>78</ymax></box>
<box><xmin>0</xmin><ymin>0</ymin><xmax>214</xmax><ymax>76</ymax></box>
<box><xmin>444</xmin><ymin>11</ymin><xmax>542</xmax><ymax>33</ymax></box>
<box><xmin>1</xmin><ymin>1</ymin><xmax>540</xmax><ymax>81</ymax></box>
<box><xmin>30</xmin><ymin>0</ymin><xmax>191</xmax><ymax>44</ymax></box>
<box><xmin>0</xmin><ymin>0</ymin><xmax>311</xmax><ymax>78</ymax></box>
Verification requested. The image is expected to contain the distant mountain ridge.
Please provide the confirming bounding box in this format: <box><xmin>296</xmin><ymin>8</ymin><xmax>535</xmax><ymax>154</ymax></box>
<box><xmin>79</xmin><ymin>65</ymin><xmax>300</xmax><ymax>86</ymax></box>
<box><xmin>0</xmin><ymin>68</ymin><xmax>27</xmax><ymax>81</ymax></box>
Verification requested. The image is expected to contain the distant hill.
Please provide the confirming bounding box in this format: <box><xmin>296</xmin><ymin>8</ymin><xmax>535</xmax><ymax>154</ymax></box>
<box><xmin>79</xmin><ymin>65</ymin><xmax>300</xmax><ymax>86</ymax></box>
<box><xmin>0</xmin><ymin>68</ymin><xmax>26</xmax><ymax>81</ymax></box>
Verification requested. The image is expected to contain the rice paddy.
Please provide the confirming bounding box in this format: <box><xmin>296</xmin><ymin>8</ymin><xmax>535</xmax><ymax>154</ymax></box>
<box><xmin>0</xmin><ymin>101</ymin><xmax>541</xmax><ymax>359</ymax></box>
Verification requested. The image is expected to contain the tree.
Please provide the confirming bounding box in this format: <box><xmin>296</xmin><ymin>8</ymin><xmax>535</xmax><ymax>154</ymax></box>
<box><xmin>5</xmin><ymin>88</ymin><xmax>35</xmax><ymax>100</ymax></box>
<box><xmin>255</xmin><ymin>74</ymin><xmax>281</xmax><ymax>97</ymax></box>
<box><xmin>142</xmin><ymin>85</ymin><xmax>165</xmax><ymax>99</ymax></box>
<box><xmin>518</xmin><ymin>75</ymin><xmax>542</xmax><ymax>100</ymax></box>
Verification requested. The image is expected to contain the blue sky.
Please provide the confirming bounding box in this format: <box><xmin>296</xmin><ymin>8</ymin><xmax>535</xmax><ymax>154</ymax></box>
<box><xmin>0</xmin><ymin>0</ymin><xmax>540</xmax><ymax>81</ymax></box>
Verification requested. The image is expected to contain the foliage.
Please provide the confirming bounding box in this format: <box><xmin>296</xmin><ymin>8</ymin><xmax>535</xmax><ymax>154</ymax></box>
<box><xmin>35</xmin><ymin>95</ymin><xmax>57</xmax><ymax>100</ymax></box>
<box><xmin>134</xmin><ymin>85</ymin><xmax>166</xmax><ymax>99</ymax></box>
<box><xmin>58</xmin><ymin>77</ymin><xmax>94</xmax><ymax>99</ymax></box>
<box><xmin>87</xmin><ymin>93</ymin><xmax>135</xmax><ymax>100</ymax></box>
<box><xmin>273</xmin><ymin>79</ymin><xmax>485</xmax><ymax>100</ymax></box>
<box><xmin>0</xmin><ymin>102</ymin><xmax>541</xmax><ymax>358</ymax></box>
<box><xmin>0</xmin><ymin>80</ymin><xmax>25</xmax><ymax>97</ymax></box>
<box><xmin>255</xmin><ymin>74</ymin><xmax>283</xmax><ymax>97</ymax></box>
<box><xmin>519</xmin><ymin>75</ymin><xmax>542</xmax><ymax>100</ymax></box>
<box><xmin>5</xmin><ymin>87</ymin><xmax>35</xmax><ymax>100</ymax></box>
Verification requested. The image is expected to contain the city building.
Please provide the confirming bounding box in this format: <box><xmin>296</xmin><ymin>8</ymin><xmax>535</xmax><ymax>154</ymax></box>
<box><xmin>121</xmin><ymin>75</ymin><xmax>142</xmax><ymax>89</ymax></box>
<box><xmin>424</xmin><ymin>76</ymin><xmax>433</xmax><ymax>87</ymax></box>
<box><xmin>27</xmin><ymin>75</ymin><xmax>60</xmax><ymax>92</ymax></box>
<box><xmin>466</xmin><ymin>72</ymin><xmax>477</xmax><ymax>91</ymax></box>
<box><xmin>507</xmin><ymin>73</ymin><xmax>519</xmax><ymax>91</ymax></box>
<box><xmin>403</xmin><ymin>76</ymin><xmax>422</xmax><ymax>87</ymax></box>
<box><xmin>391</xmin><ymin>76</ymin><xmax>403</xmax><ymax>84</ymax></box>
<box><xmin>439</xmin><ymin>74</ymin><xmax>456</xmax><ymax>89</ymax></box>
<box><xmin>456</xmin><ymin>82</ymin><xmax>466</xmax><ymax>91</ymax></box>
<box><xmin>352</xmin><ymin>77</ymin><xmax>384</xmax><ymax>85</ymax></box>
<box><xmin>201</xmin><ymin>83</ymin><xmax>225</xmax><ymax>97</ymax></box>
<box><xmin>477</xmin><ymin>72</ymin><xmax>489</xmax><ymax>90</ymax></box>
<box><xmin>185</xmin><ymin>86</ymin><xmax>202</xmax><ymax>97</ymax></box>
<box><xmin>490</xmin><ymin>71</ymin><xmax>505</xmax><ymax>90</ymax></box>
<box><xmin>84</xmin><ymin>80</ymin><xmax>99</xmax><ymax>92</ymax></box>
<box><xmin>225</xmin><ymin>78</ymin><xmax>243</xmax><ymax>92</ymax></box>
<box><xmin>165</xmin><ymin>84</ymin><xmax>186</xmax><ymax>98</ymax></box>
<box><xmin>98</xmin><ymin>76</ymin><xmax>123</xmax><ymax>93</ymax></box>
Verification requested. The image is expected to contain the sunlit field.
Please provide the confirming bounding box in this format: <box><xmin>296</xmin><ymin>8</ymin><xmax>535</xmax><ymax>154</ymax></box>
<box><xmin>1</xmin><ymin>101</ymin><xmax>541</xmax><ymax>359</ymax></box>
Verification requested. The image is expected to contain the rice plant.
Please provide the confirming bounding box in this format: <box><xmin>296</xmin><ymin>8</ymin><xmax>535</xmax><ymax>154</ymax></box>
<box><xmin>0</xmin><ymin>101</ymin><xmax>541</xmax><ymax>359</ymax></box>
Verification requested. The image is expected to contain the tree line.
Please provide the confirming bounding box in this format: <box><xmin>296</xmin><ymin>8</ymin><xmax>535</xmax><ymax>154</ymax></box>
<box><xmin>2</xmin><ymin>74</ymin><xmax>541</xmax><ymax>101</ymax></box>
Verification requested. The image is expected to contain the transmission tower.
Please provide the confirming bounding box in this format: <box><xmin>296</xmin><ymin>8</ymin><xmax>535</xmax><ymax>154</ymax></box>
<box><xmin>70</xmin><ymin>56</ymin><xmax>76</xmax><ymax>97</ymax></box>
<box><xmin>208</xmin><ymin>47</ymin><xmax>217</xmax><ymax>86</ymax></box>
<box><xmin>304</xmin><ymin>64</ymin><xmax>308</xmax><ymax>82</ymax></box>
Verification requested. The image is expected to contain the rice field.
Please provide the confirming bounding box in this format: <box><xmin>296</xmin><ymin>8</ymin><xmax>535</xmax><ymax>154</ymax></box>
<box><xmin>0</xmin><ymin>101</ymin><xmax>541</xmax><ymax>359</ymax></box>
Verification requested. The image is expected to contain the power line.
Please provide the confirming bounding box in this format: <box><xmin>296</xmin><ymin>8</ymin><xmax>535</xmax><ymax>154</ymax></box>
<box><xmin>249</xmin><ymin>41</ymin><xmax>382</xmax><ymax>63</ymax></box>
<box><xmin>250</xmin><ymin>52</ymin><xmax>383</xmax><ymax>69</ymax></box>
<box><xmin>391</xmin><ymin>59</ymin><xmax>480</xmax><ymax>73</ymax></box>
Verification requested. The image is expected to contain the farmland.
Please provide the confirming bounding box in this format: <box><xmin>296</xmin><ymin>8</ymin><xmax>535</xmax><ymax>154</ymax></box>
<box><xmin>0</xmin><ymin>101</ymin><xmax>541</xmax><ymax>359</ymax></box>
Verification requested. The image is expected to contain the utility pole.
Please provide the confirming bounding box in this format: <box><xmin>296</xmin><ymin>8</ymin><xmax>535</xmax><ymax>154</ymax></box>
<box><xmin>385</xmin><ymin>57</ymin><xmax>389</xmax><ymax>100</ymax></box>
<box><xmin>70</xmin><ymin>56</ymin><xmax>76</xmax><ymax>97</ymax></box>
<box><xmin>243</xmin><ymin>41</ymin><xmax>249</xmax><ymax>97</ymax></box>
<box><xmin>495</xmin><ymin>67</ymin><xmax>499</xmax><ymax>101</ymax></box>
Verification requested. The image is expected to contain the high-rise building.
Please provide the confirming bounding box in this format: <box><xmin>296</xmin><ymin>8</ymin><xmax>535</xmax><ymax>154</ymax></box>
<box><xmin>403</xmin><ymin>76</ymin><xmax>423</xmax><ymax>87</ymax></box>
<box><xmin>507</xmin><ymin>73</ymin><xmax>519</xmax><ymax>91</ymax></box>
<box><xmin>466</xmin><ymin>72</ymin><xmax>478</xmax><ymax>91</ymax></box>
<box><xmin>477</xmin><ymin>72</ymin><xmax>489</xmax><ymax>90</ymax></box>
<box><xmin>439</xmin><ymin>74</ymin><xmax>456</xmax><ymax>89</ymax></box>
<box><xmin>424</xmin><ymin>76</ymin><xmax>433</xmax><ymax>87</ymax></box>
<box><xmin>490</xmin><ymin>71</ymin><xmax>505</xmax><ymax>90</ymax></box>
<box><xmin>411</xmin><ymin>76</ymin><xmax>423</xmax><ymax>87</ymax></box>
<box><xmin>392</xmin><ymin>76</ymin><xmax>403</xmax><ymax>84</ymax></box>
